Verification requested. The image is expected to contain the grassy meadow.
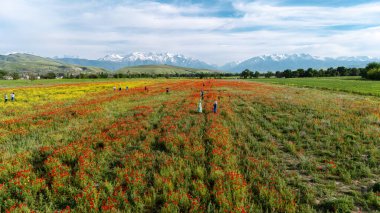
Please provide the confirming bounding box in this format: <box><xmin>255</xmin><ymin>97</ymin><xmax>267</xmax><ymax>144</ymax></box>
<box><xmin>250</xmin><ymin>77</ymin><xmax>380</xmax><ymax>97</ymax></box>
<box><xmin>0</xmin><ymin>79</ymin><xmax>379</xmax><ymax>212</ymax></box>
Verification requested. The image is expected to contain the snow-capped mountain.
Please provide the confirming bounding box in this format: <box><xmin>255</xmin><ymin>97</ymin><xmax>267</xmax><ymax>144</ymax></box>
<box><xmin>224</xmin><ymin>54</ymin><xmax>380</xmax><ymax>72</ymax></box>
<box><xmin>100</xmin><ymin>54</ymin><xmax>124</xmax><ymax>62</ymax></box>
<box><xmin>56</xmin><ymin>52</ymin><xmax>380</xmax><ymax>72</ymax></box>
<box><xmin>96</xmin><ymin>52</ymin><xmax>216</xmax><ymax>70</ymax></box>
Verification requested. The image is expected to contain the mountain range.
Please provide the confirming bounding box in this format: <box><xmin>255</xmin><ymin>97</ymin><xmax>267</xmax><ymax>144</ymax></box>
<box><xmin>57</xmin><ymin>52</ymin><xmax>215</xmax><ymax>71</ymax></box>
<box><xmin>0</xmin><ymin>53</ymin><xmax>218</xmax><ymax>76</ymax></box>
<box><xmin>0</xmin><ymin>53</ymin><xmax>107</xmax><ymax>75</ymax></box>
<box><xmin>56</xmin><ymin>52</ymin><xmax>380</xmax><ymax>72</ymax></box>
<box><xmin>1</xmin><ymin>52</ymin><xmax>379</xmax><ymax>75</ymax></box>
<box><xmin>222</xmin><ymin>54</ymin><xmax>379</xmax><ymax>72</ymax></box>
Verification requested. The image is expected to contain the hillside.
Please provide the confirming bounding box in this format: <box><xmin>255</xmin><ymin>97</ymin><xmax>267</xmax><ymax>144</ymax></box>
<box><xmin>116</xmin><ymin>64</ymin><xmax>221</xmax><ymax>75</ymax></box>
<box><xmin>0</xmin><ymin>53</ymin><xmax>108</xmax><ymax>75</ymax></box>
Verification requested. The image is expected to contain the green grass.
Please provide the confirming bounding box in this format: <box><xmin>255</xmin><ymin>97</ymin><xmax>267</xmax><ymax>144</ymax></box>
<box><xmin>0</xmin><ymin>79</ymin><xmax>379</xmax><ymax>212</ymax></box>
<box><xmin>249</xmin><ymin>77</ymin><xmax>380</xmax><ymax>97</ymax></box>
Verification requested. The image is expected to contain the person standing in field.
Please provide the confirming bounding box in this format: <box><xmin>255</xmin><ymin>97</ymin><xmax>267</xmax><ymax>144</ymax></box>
<box><xmin>126</xmin><ymin>86</ymin><xmax>129</xmax><ymax>90</ymax></box>
<box><xmin>166</xmin><ymin>88</ymin><xmax>169</xmax><ymax>94</ymax></box>
<box><xmin>200</xmin><ymin>90</ymin><xmax>204</xmax><ymax>100</ymax></box>
<box><xmin>213</xmin><ymin>101</ymin><xmax>218</xmax><ymax>113</ymax></box>
<box><xmin>11</xmin><ymin>92</ymin><xmax>15</xmax><ymax>101</ymax></box>
<box><xmin>113</xmin><ymin>86</ymin><xmax>116</xmax><ymax>91</ymax></box>
<box><xmin>119</xmin><ymin>85</ymin><xmax>122</xmax><ymax>91</ymax></box>
<box><xmin>4</xmin><ymin>94</ymin><xmax>8</xmax><ymax>103</ymax></box>
<box><xmin>198</xmin><ymin>100</ymin><xmax>202</xmax><ymax>113</ymax></box>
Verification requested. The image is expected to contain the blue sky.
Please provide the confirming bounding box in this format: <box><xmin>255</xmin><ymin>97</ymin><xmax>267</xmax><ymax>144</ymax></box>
<box><xmin>1</xmin><ymin>0</ymin><xmax>380</xmax><ymax>64</ymax></box>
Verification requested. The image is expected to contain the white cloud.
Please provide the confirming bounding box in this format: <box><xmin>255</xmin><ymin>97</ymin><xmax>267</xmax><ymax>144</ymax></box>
<box><xmin>0</xmin><ymin>0</ymin><xmax>380</xmax><ymax>65</ymax></box>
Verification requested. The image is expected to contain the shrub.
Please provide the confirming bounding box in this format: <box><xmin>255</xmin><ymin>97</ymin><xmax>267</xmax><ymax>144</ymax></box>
<box><xmin>319</xmin><ymin>197</ymin><xmax>354</xmax><ymax>213</ymax></box>
<box><xmin>367</xmin><ymin>68</ymin><xmax>380</xmax><ymax>80</ymax></box>
<box><xmin>372</xmin><ymin>182</ymin><xmax>380</xmax><ymax>193</ymax></box>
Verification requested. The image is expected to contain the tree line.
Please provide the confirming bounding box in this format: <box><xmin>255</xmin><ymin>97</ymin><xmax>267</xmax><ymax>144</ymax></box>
<box><xmin>240</xmin><ymin>62</ymin><xmax>380</xmax><ymax>80</ymax></box>
<box><xmin>3</xmin><ymin>62</ymin><xmax>380</xmax><ymax>80</ymax></box>
<box><xmin>1</xmin><ymin>70</ymin><xmax>239</xmax><ymax>80</ymax></box>
<box><xmin>64</xmin><ymin>72</ymin><xmax>239</xmax><ymax>79</ymax></box>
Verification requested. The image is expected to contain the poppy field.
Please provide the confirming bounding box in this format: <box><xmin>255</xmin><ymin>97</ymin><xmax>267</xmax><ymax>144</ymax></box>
<box><xmin>0</xmin><ymin>79</ymin><xmax>379</xmax><ymax>212</ymax></box>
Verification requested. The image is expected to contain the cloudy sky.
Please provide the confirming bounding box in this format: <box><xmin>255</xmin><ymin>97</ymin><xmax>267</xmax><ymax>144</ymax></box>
<box><xmin>1</xmin><ymin>0</ymin><xmax>380</xmax><ymax>65</ymax></box>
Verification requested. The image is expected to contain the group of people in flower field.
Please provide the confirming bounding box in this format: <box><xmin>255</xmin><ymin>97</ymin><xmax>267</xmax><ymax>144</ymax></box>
<box><xmin>113</xmin><ymin>85</ymin><xmax>130</xmax><ymax>91</ymax></box>
<box><xmin>4</xmin><ymin>92</ymin><xmax>15</xmax><ymax>103</ymax></box>
<box><xmin>198</xmin><ymin>89</ymin><xmax>218</xmax><ymax>113</ymax></box>
<box><xmin>112</xmin><ymin>82</ymin><xmax>218</xmax><ymax>114</ymax></box>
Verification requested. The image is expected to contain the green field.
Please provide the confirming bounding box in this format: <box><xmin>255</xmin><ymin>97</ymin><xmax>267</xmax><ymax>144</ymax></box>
<box><xmin>0</xmin><ymin>79</ymin><xmax>379</xmax><ymax>212</ymax></box>
<box><xmin>250</xmin><ymin>77</ymin><xmax>380</xmax><ymax>97</ymax></box>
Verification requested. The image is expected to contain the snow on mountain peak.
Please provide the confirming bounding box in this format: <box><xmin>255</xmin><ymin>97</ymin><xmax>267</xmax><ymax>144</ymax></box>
<box><xmin>100</xmin><ymin>54</ymin><xmax>124</xmax><ymax>62</ymax></box>
<box><xmin>95</xmin><ymin>52</ymin><xmax>214</xmax><ymax>70</ymax></box>
<box><xmin>100</xmin><ymin>52</ymin><xmax>195</xmax><ymax>64</ymax></box>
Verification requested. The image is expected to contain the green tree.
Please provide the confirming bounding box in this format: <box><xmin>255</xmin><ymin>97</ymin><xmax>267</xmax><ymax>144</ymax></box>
<box><xmin>367</xmin><ymin>68</ymin><xmax>380</xmax><ymax>80</ymax></box>
<box><xmin>241</xmin><ymin>69</ymin><xmax>253</xmax><ymax>79</ymax></box>
<box><xmin>283</xmin><ymin>69</ymin><xmax>292</xmax><ymax>78</ymax></box>
<box><xmin>0</xmin><ymin>70</ymin><xmax>8</xmax><ymax>78</ymax></box>
<box><xmin>264</xmin><ymin>71</ymin><xmax>273</xmax><ymax>78</ymax></box>
<box><xmin>45</xmin><ymin>72</ymin><xmax>56</xmax><ymax>79</ymax></box>
<box><xmin>11</xmin><ymin>72</ymin><xmax>20</xmax><ymax>80</ymax></box>
<box><xmin>363</xmin><ymin>62</ymin><xmax>380</xmax><ymax>78</ymax></box>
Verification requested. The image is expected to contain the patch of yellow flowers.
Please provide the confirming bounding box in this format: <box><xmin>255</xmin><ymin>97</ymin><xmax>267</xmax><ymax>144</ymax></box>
<box><xmin>0</xmin><ymin>80</ymin><xmax>154</xmax><ymax>121</ymax></box>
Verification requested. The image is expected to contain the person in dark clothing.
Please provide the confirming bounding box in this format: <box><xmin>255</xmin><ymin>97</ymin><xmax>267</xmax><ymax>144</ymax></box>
<box><xmin>213</xmin><ymin>101</ymin><xmax>218</xmax><ymax>113</ymax></box>
<box><xmin>166</xmin><ymin>88</ymin><xmax>169</xmax><ymax>93</ymax></box>
<box><xmin>200</xmin><ymin>90</ymin><xmax>204</xmax><ymax>99</ymax></box>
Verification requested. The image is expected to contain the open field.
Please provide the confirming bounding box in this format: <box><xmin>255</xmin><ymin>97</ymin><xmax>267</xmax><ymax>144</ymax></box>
<box><xmin>0</xmin><ymin>79</ymin><xmax>379</xmax><ymax>212</ymax></box>
<box><xmin>250</xmin><ymin>77</ymin><xmax>380</xmax><ymax>97</ymax></box>
<box><xmin>0</xmin><ymin>79</ymin><xmax>153</xmax><ymax>89</ymax></box>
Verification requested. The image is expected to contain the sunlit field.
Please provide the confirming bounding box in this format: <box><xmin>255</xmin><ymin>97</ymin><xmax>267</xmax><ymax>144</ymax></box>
<box><xmin>250</xmin><ymin>77</ymin><xmax>380</xmax><ymax>97</ymax></box>
<box><xmin>0</xmin><ymin>79</ymin><xmax>379</xmax><ymax>212</ymax></box>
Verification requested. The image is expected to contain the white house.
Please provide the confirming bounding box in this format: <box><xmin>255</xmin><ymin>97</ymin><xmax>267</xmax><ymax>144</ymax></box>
<box><xmin>3</xmin><ymin>76</ymin><xmax>14</xmax><ymax>80</ymax></box>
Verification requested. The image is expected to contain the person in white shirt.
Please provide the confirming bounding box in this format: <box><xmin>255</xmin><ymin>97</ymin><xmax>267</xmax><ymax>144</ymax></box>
<box><xmin>10</xmin><ymin>92</ymin><xmax>15</xmax><ymax>101</ymax></box>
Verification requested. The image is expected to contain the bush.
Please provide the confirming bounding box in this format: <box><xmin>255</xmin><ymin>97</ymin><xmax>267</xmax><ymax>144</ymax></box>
<box><xmin>319</xmin><ymin>197</ymin><xmax>354</xmax><ymax>212</ymax></box>
<box><xmin>367</xmin><ymin>68</ymin><xmax>380</xmax><ymax>80</ymax></box>
<box><xmin>372</xmin><ymin>182</ymin><xmax>380</xmax><ymax>193</ymax></box>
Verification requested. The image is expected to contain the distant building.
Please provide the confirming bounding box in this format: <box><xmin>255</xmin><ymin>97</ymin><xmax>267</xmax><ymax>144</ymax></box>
<box><xmin>21</xmin><ymin>74</ymin><xmax>30</xmax><ymax>80</ymax></box>
<box><xmin>3</xmin><ymin>76</ymin><xmax>14</xmax><ymax>80</ymax></box>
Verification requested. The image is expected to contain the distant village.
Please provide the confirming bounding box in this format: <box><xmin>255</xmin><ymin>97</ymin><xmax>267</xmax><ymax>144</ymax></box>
<box><xmin>1</xmin><ymin>73</ymin><xmax>65</xmax><ymax>80</ymax></box>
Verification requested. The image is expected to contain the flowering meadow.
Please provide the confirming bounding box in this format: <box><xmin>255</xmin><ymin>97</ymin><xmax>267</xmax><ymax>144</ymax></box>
<box><xmin>0</xmin><ymin>79</ymin><xmax>379</xmax><ymax>212</ymax></box>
